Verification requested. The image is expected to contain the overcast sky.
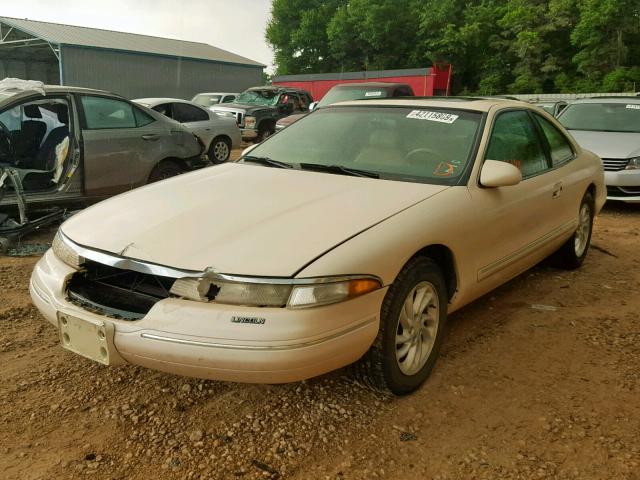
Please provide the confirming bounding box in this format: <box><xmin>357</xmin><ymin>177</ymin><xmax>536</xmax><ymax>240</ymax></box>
<box><xmin>2</xmin><ymin>0</ymin><xmax>275</xmax><ymax>71</ymax></box>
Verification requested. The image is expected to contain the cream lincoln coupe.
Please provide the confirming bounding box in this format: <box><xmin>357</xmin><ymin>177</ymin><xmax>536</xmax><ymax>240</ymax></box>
<box><xmin>30</xmin><ymin>98</ymin><xmax>605</xmax><ymax>395</ymax></box>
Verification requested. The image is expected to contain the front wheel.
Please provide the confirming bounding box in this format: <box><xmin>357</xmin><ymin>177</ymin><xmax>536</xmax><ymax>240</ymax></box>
<box><xmin>354</xmin><ymin>257</ymin><xmax>448</xmax><ymax>395</ymax></box>
<box><xmin>553</xmin><ymin>192</ymin><xmax>594</xmax><ymax>269</ymax></box>
<box><xmin>254</xmin><ymin>123</ymin><xmax>275</xmax><ymax>143</ymax></box>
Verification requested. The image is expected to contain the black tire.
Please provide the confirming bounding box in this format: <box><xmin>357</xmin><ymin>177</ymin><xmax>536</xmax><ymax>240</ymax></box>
<box><xmin>553</xmin><ymin>191</ymin><xmax>594</xmax><ymax>270</ymax></box>
<box><xmin>148</xmin><ymin>160</ymin><xmax>182</xmax><ymax>184</ymax></box>
<box><xmin>254</xmin><ymin>122</ymin><xmax>275</xmax><ymax>143</ymax></box>
<box><xmin>208</xmin><ymin>136</ymin><xmax>231</xmax><ymax>164</ymax></box>
<box><xmin>353</xmin><ymin>257</ymin><xmax>448</xmax><ymax>395</ymax></box>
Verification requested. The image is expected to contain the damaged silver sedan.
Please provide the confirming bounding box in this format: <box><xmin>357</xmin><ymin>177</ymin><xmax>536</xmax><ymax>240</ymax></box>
<box><xmin>0</xmin><ymin>82</ymin><xmax>208</xmax><ymax>249</ymax></box>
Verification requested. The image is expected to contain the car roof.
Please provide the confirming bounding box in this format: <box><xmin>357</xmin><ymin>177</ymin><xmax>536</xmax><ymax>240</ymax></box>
<box><xmin>1</xmin><ymin>85</ymin><xmax>119</xmax><ymax>97</ymax></box>
<box><xmin>194</xmin><ymin>92</ymin><xmax>237</xmax><ymax>96</ymax></box>
<box><xmin>247</xmin><ymin>86</ymin><xmax>308</xmax><ymax>93</ymax></box>
<box><xmin>0</xmin><ymin>85</ymin><xmax>124</xmax><ymax>107</ymax></box>
<box><xmin>568</xmin><ymin>97</ymin><xmax>640</xmax><ymax>104</ymax></box>
<box><xmin>332</xmin><ymin>97</ymin><xmax>527</xmax><ymax>112</ymax></box>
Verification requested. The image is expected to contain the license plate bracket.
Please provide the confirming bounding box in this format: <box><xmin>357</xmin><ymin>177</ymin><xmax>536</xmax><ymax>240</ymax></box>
<box><xmin>58</xmin><ymin>313</ymin><xmax>112</xmax><ymax>365</ymax></box>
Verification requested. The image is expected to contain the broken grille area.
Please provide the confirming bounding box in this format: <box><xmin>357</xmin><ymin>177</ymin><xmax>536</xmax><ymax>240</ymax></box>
<box><xmin>66</xmin><ymin>260</ymin><xmax>176</xmax><ymax>320</ymax></box>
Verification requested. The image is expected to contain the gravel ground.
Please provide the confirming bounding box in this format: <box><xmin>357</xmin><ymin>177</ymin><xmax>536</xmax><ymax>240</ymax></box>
<box><xmin>0</xmin><ymin>195</ymin><xmax>638</xmax><ymax>480</ymax></box>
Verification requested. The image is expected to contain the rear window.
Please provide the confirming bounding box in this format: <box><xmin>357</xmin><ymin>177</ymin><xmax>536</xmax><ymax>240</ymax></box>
<box><xmin>559</xmin><ymin>103</ymin><xmax>640</xmax><ymax>133</ymax></box>
<box><xmin>318</xmin><ymin>87</ymin><xmax>392</xmax><ymax>108</ymax></box>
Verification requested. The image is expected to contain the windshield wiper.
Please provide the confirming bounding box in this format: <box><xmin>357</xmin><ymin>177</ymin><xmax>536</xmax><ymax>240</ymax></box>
<box><xmin>299</xmin><ymin>163</ymin><xmax>379</xmax><ymax>179</ymax></box>
<box><xmin>243</xmin><ymin>156</ymin><xmax>293</xmax><ymax>169</ymax></box>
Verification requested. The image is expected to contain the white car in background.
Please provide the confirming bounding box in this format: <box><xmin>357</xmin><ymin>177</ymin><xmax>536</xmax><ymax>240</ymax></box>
<box><xmin>558</xmin><ymin>97</ymin><xmax>640</xmax><ymax>203</ymax></box>
<box><xmin>192</xmin><ymin>92</ymin><xmax>238</xmax><ymax>108</ymax></box>
<box><xmin>134</xmin><ymin>98</ymin><xmax>241</xmax><ymax>163</ymax></box>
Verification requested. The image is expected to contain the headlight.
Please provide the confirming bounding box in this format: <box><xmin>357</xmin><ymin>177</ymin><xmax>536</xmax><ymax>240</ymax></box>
<box><xmin>51</xmin><ymin>231</ymin><xmax>83</xmax><ymax>269</ymax></box>
<box><xmin>244</xmin><ymin>116</ymin><xmax>256</xmax><ymax>129</ymax></box>
<box><xmin>626</xmin><ymin>157</ymin><xmax>640</xmax><ymax>170</ymax></box>
<box><xmin>171</xmin><ymin>278</ymin><xmax>292</xmax><ymax>307</ymax></box>
<box><xmin>169</xmin><ymin>276</ymin><xmax>381</xmax><ymax>309</ymax></box>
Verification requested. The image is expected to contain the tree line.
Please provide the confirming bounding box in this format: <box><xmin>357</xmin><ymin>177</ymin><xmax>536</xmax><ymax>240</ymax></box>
<box><xmin>266</xmin><ymin>0</ymin><xmax>640</xmax><ymax>94</ymax></box>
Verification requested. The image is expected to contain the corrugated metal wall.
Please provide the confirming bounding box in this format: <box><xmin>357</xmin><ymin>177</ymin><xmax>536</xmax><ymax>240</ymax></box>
<box><xmin>60</xmin><ymin>45</ymin><xmax>263</xmax><ymax>99</ymax></box>
<box><xmin>0</xmin><ymin>58</ymin><xmax>59</xmax><ymax>84</ymax></box>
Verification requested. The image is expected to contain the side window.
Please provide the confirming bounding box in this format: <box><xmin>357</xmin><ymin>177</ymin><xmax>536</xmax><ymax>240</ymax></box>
<box><xmin>172</xmin><ymin>103</ymin><xmax>209</xmax><ymax>123</ymax></box>
<box><xmin>485</xmin><ymin>110</ymin><xmax>549</xmax><ymax>178</ymax></box>
<box><xmin>300</xmin><ymin>94</ymin><xmax>311</xmax><ymax>110</ymax></box>
<box><xmin>292</xmin><ymin>94</ymin><xmax>305</xmax><ymax>113</ymax></box>
<box><xmin>134</xmin><ymin>106</ymin><xmax>155</xmax><ymax>127</ymax></box>
<box><xmin>223</xmin><ymin>95</ymin><xmax>235</xmax><ymax>103</ymax></box>
<box><xmin>534</xmin><ymin>114</ymin><xmax>574</xmax><ymax>166</ymax></box>
<box><xmin>81</xmin><ymin>96</ymin><xmax>136</xmax><ymax>130</ymax></box>
<box><xmin>556</xmin><ymin>102</ymin><xmax>568</xmax><ymax>116</ymax></box>
<box><xmin>152</xmin><ymin>103</ymin><xmax>173</xmax><ymax>119</ymax></box>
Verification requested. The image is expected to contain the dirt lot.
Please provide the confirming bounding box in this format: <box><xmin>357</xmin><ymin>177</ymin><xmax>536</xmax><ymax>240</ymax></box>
<box><xmin>1</xmin><ymin>199</ymin><xmax>639</xmax><ymax>480</ymax></box>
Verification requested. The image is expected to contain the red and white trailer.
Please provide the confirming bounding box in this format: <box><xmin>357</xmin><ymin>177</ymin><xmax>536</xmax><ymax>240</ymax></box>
<box><xmin>272</xmin><ymin>65</ymin><xmax>452</xmax><ymax>101</ymax></box>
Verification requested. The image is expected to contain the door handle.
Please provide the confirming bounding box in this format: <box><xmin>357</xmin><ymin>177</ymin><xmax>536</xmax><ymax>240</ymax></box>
<box><xmin>552</xmin><ymin>182</ymin><xmax>563</xmax><ymax>199</ymax></box>
<box><xmin>141</xmin><ymin>134</ymin><xmax>160</xmax><ymax>141</ymax></box>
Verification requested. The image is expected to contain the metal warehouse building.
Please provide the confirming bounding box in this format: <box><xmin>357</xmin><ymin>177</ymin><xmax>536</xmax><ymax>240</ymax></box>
<box><xmin>0</xmin><ymin>17</ymin><xmax>264</xmax><ymax>99</ymax></box>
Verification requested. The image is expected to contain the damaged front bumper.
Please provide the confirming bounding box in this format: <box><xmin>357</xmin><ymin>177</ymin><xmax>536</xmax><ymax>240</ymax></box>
<box><xmin>31</xmin><ymin>249</ymin><xmax>384</xmax><ymax>383</ymax></box>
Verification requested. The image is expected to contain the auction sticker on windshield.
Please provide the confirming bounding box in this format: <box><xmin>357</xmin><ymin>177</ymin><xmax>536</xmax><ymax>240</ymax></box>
<box><xmin>407</xmin><ymin>110</ymin><xmax>459</xmax><ymax>123</ymax></box>
<box><xmin>364</xmin><ymin>91</ymin><xmax>383</xmax><ymax>97</ymax></box>
<box><xmin>626</xmin><ymin>105</ymin><xmax>640</xmax><ymax>110</ymax></box>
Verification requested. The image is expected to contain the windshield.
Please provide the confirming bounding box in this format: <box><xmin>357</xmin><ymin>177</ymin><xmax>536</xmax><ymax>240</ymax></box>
<box><xmin>318</xmin><ymin>87</ymin><xmax>390</xmax><ymax>108</ymax></box>
<box><xmin>192</xmin><ymin>94</ymin><xmax>222</xmax><ymax>107</ymax></box>
<box><xmin>234</xmin><ymin>90</ymin><xmax>280</xmax><ymax>106</ymax></box>
<box><xmin>243</xmin><ymin>106</ymin><xmax>483</xmax><ymax>185</ymax></box>
<box><xmin>559</xmin><ymin>103</ymin><xmax>640</xmax><ymax>133</ymax></box>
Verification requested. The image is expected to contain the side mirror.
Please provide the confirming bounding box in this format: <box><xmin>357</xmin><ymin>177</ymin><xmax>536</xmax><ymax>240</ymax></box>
<box><xmin>309</xmin><ymin>102</ymin><xmax>318</xmax><ymax>111</ymax></box>
<box><xmin>241</xmin><ymin>143</ymin><xmax>259</xmax><ymax>158</ymax></box>
<box><xmin>480</xmin><ymin>160</ymin><xmax>522</xmax><ymax>187</ymax></box>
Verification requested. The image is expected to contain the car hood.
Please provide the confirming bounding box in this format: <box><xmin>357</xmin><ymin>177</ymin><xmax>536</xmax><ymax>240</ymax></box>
<box><xmin>61</xmin><ymin>164</ymin><xmax>448</xmax><ymax>277</ymax></box>
<box><xmin>568</xmin><ymin>130</ymin><xmax>640</xmax><ymax>159</ymax></box>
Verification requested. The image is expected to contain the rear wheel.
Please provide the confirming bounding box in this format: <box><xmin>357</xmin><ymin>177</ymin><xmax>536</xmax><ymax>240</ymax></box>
<box><xmin>148</xmin><ymin>160</ymin><xmax>182</xmax><ymax>183</ymax></box>
<box><xmin>553</xmin><ymin>192</ymin><xmax>594</xmax><ymax>269</ymax></box>
<box><xmin>354</xmin><ymin>257</ymin><xmax>448</xmax><ymax>395</ymax></box>
<box><xmin>208</xmin><ymin>136</ymin><xmax>231</xmax><ymax>163</ymax></box>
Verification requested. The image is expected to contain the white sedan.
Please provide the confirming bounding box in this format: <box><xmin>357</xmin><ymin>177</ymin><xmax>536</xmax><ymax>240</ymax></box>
<box><xmin>134</xmin><ymin>98</ymin><xmax>241</xmax><ymax>163</ymax></box>
<box><xmin>30</xmin><ymin>98</ymin><xmax>605</xmax><ymax>395</ymax></box>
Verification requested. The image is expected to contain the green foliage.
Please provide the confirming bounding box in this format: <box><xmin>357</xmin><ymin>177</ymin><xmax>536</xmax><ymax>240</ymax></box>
<box><xmin>266</xmin><ymin>0</ymin><xmax>640</xmax><ymax>94</ymax></box>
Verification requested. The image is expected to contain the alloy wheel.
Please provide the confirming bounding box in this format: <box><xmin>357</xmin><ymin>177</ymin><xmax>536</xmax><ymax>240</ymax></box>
<box><xmin>574</xmin><ymin>202</ymin><xmax>591</xmax><ymax>257</ymax></box>
<box><xmin>395</xmin><ymin>281</ymin><xmax>440</xmax><ymax>376</ymax></box>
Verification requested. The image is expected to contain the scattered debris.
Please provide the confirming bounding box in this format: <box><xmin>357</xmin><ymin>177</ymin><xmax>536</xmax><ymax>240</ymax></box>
<box><xmin>531</xmin><ymin>304</ymin><xmax>557</xmax><ymax>311</ymax></box>
<box><xmin>4</xmin><ymin>243</ymin><xmax>51</xmax><ymax>257</ymax></box>
<box><xmin>251</xmin><ymin>459</ymin><xmax>280</xmax><ymax>477</ymax></box>
<box><xmin>399</xmin><ymin>431</ymin><xmax>417</xmax><ymax>442</ymax></box>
